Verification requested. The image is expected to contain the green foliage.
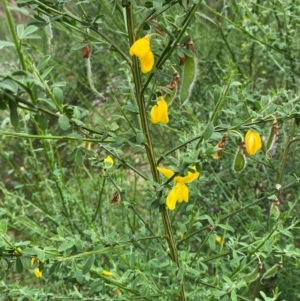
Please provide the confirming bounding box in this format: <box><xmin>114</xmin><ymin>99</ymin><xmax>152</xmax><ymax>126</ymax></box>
<box><xmin>1</xmin><ymin>0</ymin><xmax>300</xmax><ymax>300</ymax></box>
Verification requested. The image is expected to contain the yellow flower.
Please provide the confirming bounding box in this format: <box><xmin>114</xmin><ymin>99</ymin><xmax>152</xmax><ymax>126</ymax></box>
<box><xmin>34</xmin><ymin>267</ymin><xmax>42</xmax><ymax>278</ymax></box>
<box><xmin>104</xmin><ymin>155</ymin><xmax>114</xmax><ymax>168</ymax></box>
<box><xmin>215</xmin><ymin>236</ymin><xmax>222</xmax><ymax>245</ymax></box>
<box><xmin>157</xmin><ymin>166</ymin><xmax>200</xmax><ymax>210</ymax></box>
<box><xmin>150</xmin><ymin>97</ymin><xmax>169</xmax><ymax>124</ymax></box>
<box><xmin>129</xmin><ymin>35</ymin><xmax>154</xmax><ymax>73</ymax></box>
<box><xmin>245</xmin><ymin>129</ymin><xmax>262</xmax><ymax>156</ymax></box>
<box><xmin>102</xmin><ymin>270</ymin><xmax>113</xmax><ymax>276</ymax></box>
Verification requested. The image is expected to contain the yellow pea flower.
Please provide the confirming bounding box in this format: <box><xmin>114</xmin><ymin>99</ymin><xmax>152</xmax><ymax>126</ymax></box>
<box><xmin>102</xmin><ymin>270</ymin><xmax>113</xmax><ymax>276</ymax></box>
<box><xmin>245</xmin><ymin>129</ymin><xmax>262</xmax><ymax>156</ymax></box>
<box><xmin>157</xmin><ymin>166</ymin><xmax>200</xmax><ymax>210</ymax></box>
<box><xmin>151</xmin><ymin>97</ymin><xmax>169</xmax><ymax>124</ymax></box>
<box><xmin>129</xmin><ymin>35</ymin><xmax>154</xmax><ymax>73</ymax></box>
<box><xmin>215</xmin><ymin>236</ymin><xmax>222</xmax><ymax>245</ymax></box>
<box><xmin>104</xmin><ymin>155</ymin><xmax>114</xmax><ymax>169</ymax></box>
<box><xmin>31</xmin><ymin>257</ymin><xmax>42</xmax><ymax>278</ymax></box>
<box><xmin>34</xmin><ymin>268</ymin><xmax>42</xmax><ymax>278</ymax></box>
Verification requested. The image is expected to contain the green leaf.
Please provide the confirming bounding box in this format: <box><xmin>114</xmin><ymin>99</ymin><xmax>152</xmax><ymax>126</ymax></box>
<box><xmin>82</xmin><ymin>254</ymin><xmax>95</xmax><ymax>274</ymax></box>
<box><xmin>0</xmin><ymin>79</ymin><xmax>18</xmax><ymax>93</ymax></box>
<box><xmin>136</xmin><ymin>132</ymin><xmax>146</xmax><ymax>144</ymax></box>
<box><xmin>0</xmin><ymin>40</ymin><xmax>14</xmax><ymax>49</ymax></box>
<box><xmin>67</xmin><ymin>148</ymin><xmax>78</xmax><ymax>162</ymax></box>
<box><xmin>57</xmin><ymin>226</ymin><xmax>64</xmax><ymax>237</ymax></box>
<box><xmin>71</xmin><ymin>42</ymin><xmax>91</xmax><ymax>51</ymax></box>
<box><xmin>38</xmin><ymin>249</ymin><xmax>45</xmax><ymax>262</ymax></box>
<box><xmin>208</xmin><ymin>235</ymin><xmax>216</xmax><ymax>251</ymax></box>
<box><xmin>21</xmin><ymin>256</ymin><xmax>31</xmax><ymax>269</ymax></box>
<box><xmin>123</xmin><ymin>104</ymin><xmax>139</xmax><ymax>113</ymax></box>
<box><xmin>58</xmin><ymin>115</ymin><xmax>70</xmax><ymax>130</ymax></box>
<box><xmin>76</xmin><ymin>269</ymin><xmax>83</xmax><ymax>283</ymax></box>
<box><xmin>58</xmin><ymin>240</ymin><xmax>74</xmax><ymax>252</ymax></box>
<box><xmin>203</xmin><ymin>121</ymin><xmax>214</xmax><ymax>141</ymax></box>
<box><xmin>75</xmin><ymin>149</ymin><xmax>83</xmax><ymax>166</ymax></box>
<box><xmin>53</xmin><ymin>87</ymin><xmax>63</xmax><ymax>105</ymax></box>
<box><xmin>41</xmin><ymin>66</ymin><xmax>54</xmax><ymax>78</ymax></box>
<box><xmin>37</xmin><ymin>55</ymin><xmax>51</xmax><ymax>70</ymax></box>
<box><xmin>16</xmin><ymin>257</ymin><xmax>23</xmax><ymax>273</ymax></box>
<box><xmin>177</xmin><ymin>266</ymin><xmax>185</xmax><ymax>280</ymax></box>
<box><xmin>8</xmin><ymin>99</ymin><xmax>19</xmax><ymax>127</ymax></box>
<box><xmin>0</xmin><ymin>220</ymin><xmax>8</xmax><ymax>234</ymax></box>
<box><xmin>23</xmin><ymin>25</ymin><xmax>39</xmax><ymax>37</ymax></box>
<box><xmin>16</xmin><ymin>24</ymin><xmax>24</xmax><ymax>39</ymax></box>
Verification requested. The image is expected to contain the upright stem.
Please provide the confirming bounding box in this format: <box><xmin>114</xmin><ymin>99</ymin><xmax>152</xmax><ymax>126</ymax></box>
<box><xmin>124</xmin><ymin>3</ymin><xmax>185</xmax><ymax>300</ymax></box>
<box><xmin>2</xmin><ymin>0</ymin><xmax>26</xmax><ymax>70</ymax></box>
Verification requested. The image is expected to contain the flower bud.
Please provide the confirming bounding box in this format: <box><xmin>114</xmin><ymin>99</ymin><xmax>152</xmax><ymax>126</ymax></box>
<box><xmin>233</xmin><ymin>142</ymin><xmax>247</xmax><ymax>172</ymax></box>
<box><xmin>245</xmin><ymin>129</ymin><xmax>262</xmax><ymax>156</ymax></box>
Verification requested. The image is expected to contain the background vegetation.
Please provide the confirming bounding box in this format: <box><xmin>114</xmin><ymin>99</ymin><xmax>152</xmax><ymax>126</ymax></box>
<box><xmin>0</xmin><ymin>0</ymin><xmax>300</xmax><ymax>300</ymax></box>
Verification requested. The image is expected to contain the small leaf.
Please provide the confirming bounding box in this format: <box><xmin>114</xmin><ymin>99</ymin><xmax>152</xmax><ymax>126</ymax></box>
<box><xmin>41</xmin><ymin>66</ymin><xmax>54</xmax><ymax>78</ymax></box>
<box><xmin>123</xmin><ymin>104</ymin><xmax>139</xmax><ymax>113</ymax></box>
<box><xmin>203</xmin><ymin>121</ymin><xmax>214</xmax><ymax>141</ymax></box>
<box><xmin>53</xmin><ymin>87</ymin><xmax>63</xmax><ymax>105</ymax></box>
<box><xmin>67</xmin><ymin>148</ymin><xmax>78</xmax><ymax>162</ymax></box>
<box><xmin>23</xmin><ymin>25</ymin><xmax>39</xmax><ymax>37</ymax></box>
<box><xmin>57</xmin><ymin>226</ymin><xmax>64</xmax><ymax>237</ymax></box>
<box><xmin>0</xmin><ymin>79</ymin><xmax>18</xmax><ymax>93</ymax></box>
<box><xmin>0</xmin><ymin>40</ymin><xmax>14</xmax><ymax>49</ymax></box>
<box><xmin>136</xmin><ymin>132</ymin><xmax>146</xmax><ymax>144</ymax></box>
<box><xmin>37</xmin><ymin>55</ymin><xmax>51</xmax><ymax>70</ymax></box>
<box><xmin>177</xmin><ymin>266</ymin><xmax>185</xmax><ymax>280</ymax></box>
<box><xmin>0</xmin><ymin>220</ymin><xmax>8</xmax><ymax>234</ymax></box>
<box><xmin>71</xmin><ymin>42</ymin><xmax>91</xmax><ymax>51</ymax></box>
<box><xmin>58</xmin><ymin>240</ymin><xmax>74</xmax><ymax>252</ymax></box>
<box><xmin>8</xmin><ymin>99</ymin><xmax>19</xmax><ymax>127</ymax></box>
<box><xmin>82</xmin><ymin>255</ymin><xmax>95</xmax><ymax>274</ymax></box>
<box><xmin>58</xmin><ymin>115</ymin><xmax>70</xmax><ymax>130</ymax></box>
<box><xmin>38</xmin><ymin>249</ymin><xmax>45</xmax><ymax>262</ymax></box>
<box><xmin>17</xmin><ymin>24</ymin><xmax>24</xmax><ymax>39</ymax></box>
<box><xmin>76</xmin><ymin>269</ymin><xmax>83</xmax><ymax>283</ymax></box>
<box><xmin>16</xmin><ymin>257</ymin><xmax>23</xmax><ymax>273</ymax></box>
<box><xmin>75</xmin><ymin>149</ymin><xmax>83</xmax><ymax>166</ymax></box>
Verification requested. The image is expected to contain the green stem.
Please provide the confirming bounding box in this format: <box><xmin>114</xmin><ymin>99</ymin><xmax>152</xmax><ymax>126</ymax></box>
<box><xmin>124</xmin><ymin>3</ymin><xmax>184</xmax><ymax>300</ymax></box>
<box><xmin>1</xmin><ymin>0</ymin><xmax>26</xmax><ymax>70</ymax></box>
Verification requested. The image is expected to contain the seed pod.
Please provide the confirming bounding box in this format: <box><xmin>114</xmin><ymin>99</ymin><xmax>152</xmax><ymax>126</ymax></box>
<box><xmin>243</xmin><ymin>264</ymin><xmax>261</xmax><ymax>283</ymax></box>
<box><xmin>180</xmin><ymin>39</ymin><xmax>199</xmax><ymax>106</ymax></box>
<box><xmin>82</xmin><ymin>44</ymin><xmax>92</xmax><ymax>59</ymax></box>
<box><xmin>270</xmin><ymin>199</ymin><xmax>280</xmax><ymax>219</ymax></box>
<box><xmin>233</xmin><ymin>142</ymin><xmax>247</xmax><ymax>172</ymax></box>
<box><xmin>212</xmin><ymin>134</ymin><xmax>228</xmax><ymax>159</ymax></box>
<box><xmin>260</xmin><ymin>263</ymin><xmax>282</xmax><ymax>284</ymax></box>
<box><xmin>266</xmin><ymin>121</ymin><xmax>279</xmax><ymax>157</ymax></box>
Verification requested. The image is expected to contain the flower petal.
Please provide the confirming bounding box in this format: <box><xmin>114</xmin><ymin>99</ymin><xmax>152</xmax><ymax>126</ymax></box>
<box><xmin>176</xmin><ymin>183</ymin><xmax>189</xmax><ymax>203</ymax></box>
<box><xmin>178</xmin><ymin>166</ymin><xmax>200</xmax><ymax>183</ymax></box>
<box><xmin>140</xmin><ymin>50</ymin><xmax>154</xmax><ymax>73</ymax></box>
<box><xmin>151</xmin><ymin>97</ymin><xmax>169</xmax><ymax>124</ymax></box>
<box><xmin>245</xmin><ymin>129</ymin><xmax>262</xmax><ymax>155</ymax></box>
<box><xmin>34</xmin><ymin>268</ymin><xmax>42</xmax><ymax>278</ymax></box>
<box><xmin>157</xmin><ymin>166</ymin><xmax>175</xmax><ymax>179</ymax></box>
<box><xmin>166</xmin><ymin>186</ymin><xmax>178</xmax><ymax>210</ymax></box>
<box><xmin>129</xmin><ymin>36</ymin><xmax>150</xmax><ymax>59</ymax></box>
<box><xmin>104</xmin><ymin>155</ymin><xmax>114</xmax><ymax>168</ymax></box>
